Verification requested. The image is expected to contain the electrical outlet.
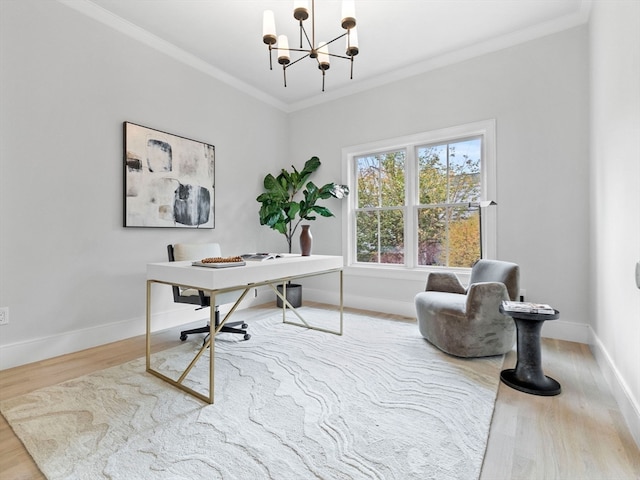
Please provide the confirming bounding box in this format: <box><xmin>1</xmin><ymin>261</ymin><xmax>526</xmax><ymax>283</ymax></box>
<box><xmin>0</xmin><ymin>307</ymin><xmax>8</xmax><ymax>326</ymax></box>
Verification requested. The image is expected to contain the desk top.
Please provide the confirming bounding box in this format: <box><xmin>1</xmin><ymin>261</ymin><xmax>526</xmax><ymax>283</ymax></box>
<box><xmin>147</xmin><ymin>254</ymin><xmax>343</xmax><ymax>291</ymax></box>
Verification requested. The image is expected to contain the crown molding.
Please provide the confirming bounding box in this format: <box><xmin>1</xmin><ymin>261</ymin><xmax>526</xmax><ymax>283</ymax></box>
<box><xmin>56</xmin><ymin>0</ymin><xmax>289</xmax><ymax>112</ymax></box>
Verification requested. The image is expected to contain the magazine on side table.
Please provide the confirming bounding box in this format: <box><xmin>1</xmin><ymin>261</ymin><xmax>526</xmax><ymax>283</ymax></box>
<box><xmin>502</xmin><ymin>300</ymin><xmax>555</xmax><ymax>315</ymax></box>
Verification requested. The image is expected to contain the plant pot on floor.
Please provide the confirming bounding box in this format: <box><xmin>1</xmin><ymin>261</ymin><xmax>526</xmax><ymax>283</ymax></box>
<box><xmin>276</xmin><ymin>283</ymin><xmax>302</xmax><ymax>308</ymax></box>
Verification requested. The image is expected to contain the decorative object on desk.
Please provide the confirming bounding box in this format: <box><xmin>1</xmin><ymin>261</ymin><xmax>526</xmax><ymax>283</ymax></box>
<box><xmin>191</xmin><ymin>259</ymin><xmax>246</xmax><ymax>268</ymax></box>
<box><xmin>1</xmin><ymin>308</ymin><xmax>501</xmax><ymax>480</ymax></box>
<box><xmin>257</xmin><ymin>156</ymin><xmax>348</xmax><ymax>254</ymax></box>
<box><xmin>123</xmin><ymin>122</ymin><xmax>215</xmax><ymax>228</ymax></box>
<box><xmin>300</xmin><ymin>224</ymin><xmax>313</xmax><ymax>256</ymax></box>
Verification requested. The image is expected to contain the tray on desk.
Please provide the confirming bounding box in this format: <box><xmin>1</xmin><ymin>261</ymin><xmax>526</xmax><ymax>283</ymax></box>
<box><xmin>191</xmin><ymin>261</ymin><xmax>246</xmax><ymax>268</ymax></box>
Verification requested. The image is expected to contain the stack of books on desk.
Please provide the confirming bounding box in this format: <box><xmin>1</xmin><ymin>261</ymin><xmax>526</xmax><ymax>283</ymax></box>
<box><xmin>502</xmin><ymin>301</ymin><xmax>555</xmax><ymax>315</ymax></box>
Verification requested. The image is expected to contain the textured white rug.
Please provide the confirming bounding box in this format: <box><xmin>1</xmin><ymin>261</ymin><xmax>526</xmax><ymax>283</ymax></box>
<box><xmin>1</xmin><ymin>308</ymin><xmax>503</xmax><ymax>479</ymax></box>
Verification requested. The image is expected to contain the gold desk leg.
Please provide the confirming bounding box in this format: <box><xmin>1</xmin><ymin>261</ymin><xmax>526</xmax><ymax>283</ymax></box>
<box><xmin>209</xmin><ymin>292</ymin><xmax>215</xmax><ymax>403</ymax></box>
<box><xmin>146</xmin><ymin>280</ymin><xmax>152</xmax><ymax>371</ymax></box>
<box><xmin>146</xmin><ymin>279</ymin><xmax>214</xmax><ymax>403</ymax></box>
<box><xmin>271</xmin><ymin>269</ymin><xmax>343</xmax><ymax>336</ymax></box>
<box><xmin>152</xmin><ymin>288</ymin><xmax>252</xmax><ymax>404</ymax></box>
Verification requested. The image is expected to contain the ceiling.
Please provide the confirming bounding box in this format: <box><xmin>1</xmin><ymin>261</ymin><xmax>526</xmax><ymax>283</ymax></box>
<box><xmin>61</xmin><ymin>0</ymin><xmax>591</xmax><ymax>112</ymax></box>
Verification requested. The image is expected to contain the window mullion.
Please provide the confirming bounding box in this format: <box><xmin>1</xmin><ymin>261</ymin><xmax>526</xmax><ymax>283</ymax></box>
<box><xmin>405</xmin><ymin>147</ymin><xmax>416</xmax><ymax>268</ymax></box>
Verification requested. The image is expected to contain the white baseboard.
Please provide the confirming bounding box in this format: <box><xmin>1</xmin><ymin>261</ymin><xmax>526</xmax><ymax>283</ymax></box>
<box><xmin>0</xmin><ymin>306</ymin><xmax>200</xmax><ymax>371</ymax></box>
<box><xmin>540</xmin><ymin>318</ymin><xmax>593</xmax><ymax>344</ymax></box>
<box><xmin>590</xmin><ymin>332</ymin><xmax>640</xmax><ymax>448</ymax></box>
<box><xmin>0</xmin><ymin>298</ymin><xmax>264</xmax><ymax>371</ymax></box>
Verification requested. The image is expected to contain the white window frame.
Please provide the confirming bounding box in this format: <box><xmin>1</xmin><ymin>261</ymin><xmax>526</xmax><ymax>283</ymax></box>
<box><xmin>341</xmin><ymin>119</ymin><xmax>497</xmax><ymax>280</ymax></box>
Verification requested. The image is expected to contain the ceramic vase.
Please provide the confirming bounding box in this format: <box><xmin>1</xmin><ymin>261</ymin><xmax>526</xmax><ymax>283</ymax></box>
<box><xmin>300</xmin><ymin>225</ymin><xmax>312</xmax><ymax>256</ymax></box>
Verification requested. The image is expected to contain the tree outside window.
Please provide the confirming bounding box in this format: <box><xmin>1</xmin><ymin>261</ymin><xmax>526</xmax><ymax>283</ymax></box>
<box><xmin>355</xmin><ymin>151</ymin><xmax>406</xmax><ymax>264</ymax></box>
<box><xmin>417</xmin><ymin>137</ymin><xmax>481</xmax><ymax>267</ymax></box>
<box><xmin>353</xmin><ymin>137</ymin><xmax>482</xmax><ymax>268</ymax></box>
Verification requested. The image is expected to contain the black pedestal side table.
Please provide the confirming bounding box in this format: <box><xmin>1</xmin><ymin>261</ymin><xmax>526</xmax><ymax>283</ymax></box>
<box><xmin>500</xmin><ymin>306</ymin><xmax>561</xmax><ymax>396</ymax></box>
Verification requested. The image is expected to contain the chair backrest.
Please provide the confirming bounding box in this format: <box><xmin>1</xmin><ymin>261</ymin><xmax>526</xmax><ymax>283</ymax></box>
<box><xmin>170</xmin><ymin>243</ymin><xmax>222</xmax><ymax>261</ymax></box>
<box><xmin>469</xmin><ymin>259</ymin><xmax>520</xmax><ymax>300</ymax></box>
<box><xmin>167</xmin><ymin>243</ymin><xmax>222</xmax><ymax>306</ymax></box>
<box><xmin>167</xmin><ymin>243</ymin><xmax>240</xmax><ymax>307</ymax></box>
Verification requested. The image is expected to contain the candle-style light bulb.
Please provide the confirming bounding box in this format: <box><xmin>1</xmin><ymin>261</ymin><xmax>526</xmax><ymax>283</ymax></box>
<box><xmin>263</xmin><ymin>10</ymin><xmax>277</xmax><ymax>45</ymax></box>
<box><xmin>277</xmin><ymin>35</ymin><xmax>291</xmax><ymax>64</ymax></box>
<box><xmin>341</xmin><ymin>0</ymin><xmax>356</xmax><ymax>29</ymax></box>
<box><xmin>346</xmin><ymin>26</ymin><xmax>359</xmax><ymax>56</ymax></box>
<box><xmin>317</xmin><ymin>41</ymin><xmax>330</xmax><ymax>70</ymax></box>
<box><xmin>293</xmin><ymin>0</ymin><xmax>309</xmax><ymax>21</ymax></box>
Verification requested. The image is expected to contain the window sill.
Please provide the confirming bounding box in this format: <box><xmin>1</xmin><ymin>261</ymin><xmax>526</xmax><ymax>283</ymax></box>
<box><xmin>344</xmin><ymin>263</ymin><xmax>472</xmax><ymax>283</ymax></box>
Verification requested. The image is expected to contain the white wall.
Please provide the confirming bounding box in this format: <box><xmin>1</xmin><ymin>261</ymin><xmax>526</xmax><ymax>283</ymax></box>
<box><xmin>289</xmin><ymin>27</ymin><xmax>591</xmax><ymax>338</ymax></box>
<box><xmin>0</xmin><ymin>0</ymin><xmax>288</xmax><ymax>368</ymax></box>
<box><xmin>589</xmin><ymin>0</ymin><xmax>640</xmax><ymax>445</ymax></box>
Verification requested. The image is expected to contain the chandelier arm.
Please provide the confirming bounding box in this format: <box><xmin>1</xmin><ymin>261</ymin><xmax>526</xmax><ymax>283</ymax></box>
<box><xmin>287</xmin><ymin>48</ymin><xmax>314</xmax><ymax>54</ymax></box>
<box><xmin>299</xmin><ymin>23</ymin><xmax>313</xmax><ymax>50</ymax></box>
<box><xmin>284</xmin><ymin>52</ymin><xmax>312</xmax><ymax>69</ymax></box>
<box><xmin>323</xmin><ymin>32</ymin><xmax>347</xmax><ymax>47</ymax></box>
<box><xmin>326</xmin><ymin>53</ymin><xmax>352</xmax><ymax>60</ymax></box>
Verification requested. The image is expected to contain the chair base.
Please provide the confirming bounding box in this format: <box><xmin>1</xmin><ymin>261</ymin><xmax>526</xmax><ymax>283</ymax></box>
<box><xmin>180</xmin><ymin>311</ymin><xmax>250</xmax><ymax>344</ymax></box>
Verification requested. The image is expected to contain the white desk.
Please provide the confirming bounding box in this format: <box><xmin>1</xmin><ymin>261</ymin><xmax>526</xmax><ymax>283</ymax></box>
<box><xmin>146</xmin><ymin>254</ymin><xmax>343</xmax><ymax>403</ymax></box>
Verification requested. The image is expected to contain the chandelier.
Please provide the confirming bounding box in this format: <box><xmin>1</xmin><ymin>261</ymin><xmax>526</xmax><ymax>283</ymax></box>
<box><xmin>262</xmin><ymin>0</ymin><xmax>359</xmax><ymax>92</ymax></box>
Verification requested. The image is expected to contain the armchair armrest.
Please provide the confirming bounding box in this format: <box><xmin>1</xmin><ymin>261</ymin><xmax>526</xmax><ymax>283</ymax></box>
<box><xmin>426</xmin><ymin>272</ymin><xmax>466</xmax><ymax>294</ymax></box>
<box><xmin>465</xmin><ymin>282</ymin><xmax>509</xmax><ymax>319</ymax></box>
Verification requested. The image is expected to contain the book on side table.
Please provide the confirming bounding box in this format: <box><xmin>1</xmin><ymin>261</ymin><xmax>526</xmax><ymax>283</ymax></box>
<box><xmin>502</xmin><ymin>300</ymin><xmax>556</xmax><ymax>315</ymax></box>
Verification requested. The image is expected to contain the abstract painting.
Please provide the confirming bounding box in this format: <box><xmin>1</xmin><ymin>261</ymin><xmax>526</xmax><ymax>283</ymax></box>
<box><xmin>124</xmin><ymin>122</ymin><xmax>215</xmax><ymax>228</ymax></box>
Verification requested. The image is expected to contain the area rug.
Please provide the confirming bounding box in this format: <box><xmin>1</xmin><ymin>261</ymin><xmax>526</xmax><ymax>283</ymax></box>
<box><xmin>1</xmin><ymin>308</ymin><xmax>503</xmax><ymax>479</ymax></box>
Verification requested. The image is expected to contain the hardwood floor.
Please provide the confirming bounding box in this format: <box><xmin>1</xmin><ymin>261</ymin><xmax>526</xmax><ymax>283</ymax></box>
<box><xmin>1</xmin><ymin>306</ymin><xmax>639</xmax><ymax>479</ymax></box>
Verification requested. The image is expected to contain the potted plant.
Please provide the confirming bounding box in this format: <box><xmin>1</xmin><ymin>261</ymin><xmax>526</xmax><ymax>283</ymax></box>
<box><xmin>257</xmin><ymin>156</ymin><xmax>349</xmax><ymax>253</ymax></box>
<box><xmin>257</xmin><ymin>156</ymin><xmax>349</xmax><ymax>306</ymax></box>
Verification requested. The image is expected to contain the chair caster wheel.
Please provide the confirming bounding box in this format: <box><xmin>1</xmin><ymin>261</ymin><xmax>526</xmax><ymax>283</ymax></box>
<box><xmin>180</xmin><ymin>333</ymin><xmax>187</xmax><ymax>341</ymax></box>
<box><xmin>241</xmin><ymin>323</ymin><xmax>248</xmax><ymax>329</ymax></box>
<box><xmin>243</xmin><ymin>334</ymin><xmax>251</xmax><ymax>341</ymax></box>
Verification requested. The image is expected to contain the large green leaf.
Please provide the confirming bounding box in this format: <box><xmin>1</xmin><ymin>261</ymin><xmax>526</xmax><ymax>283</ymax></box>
<box><xmin>257</xmin><ymin>156</ymin><xmax>348</xmax><ymax>251</ymax></box>
<box><xmin>311</xmin><ymin>205</ymin><xmax>334</xmax><ymax>217</ymax></box>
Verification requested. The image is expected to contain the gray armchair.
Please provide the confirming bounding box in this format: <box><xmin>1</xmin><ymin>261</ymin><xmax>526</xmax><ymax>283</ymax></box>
<box><xmin>415</xmin><ymin>259</ymin><xmax>520</xmax><ymax>357</ymax></box>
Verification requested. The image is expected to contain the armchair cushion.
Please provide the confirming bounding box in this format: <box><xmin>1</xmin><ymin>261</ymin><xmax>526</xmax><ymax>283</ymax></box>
<box><xmin>415</xmin><ymin>260</ymin><xmax>519</xmax><ymax>357</ymax></box>
<box><xmin>426</xmin><ymin>272</ymin><xmax>467</xmax><ymax>294</ymax></box>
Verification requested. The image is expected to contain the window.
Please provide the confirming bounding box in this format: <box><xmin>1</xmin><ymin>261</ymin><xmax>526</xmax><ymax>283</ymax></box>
<box><xmin>416</xmin><ymin>137</ymin><xmax>481</xmax><ymax>267</ymax></box>
<box><xmin>342</xmin><ymin>120</ymin><xmax>496</xmax><ymax>272</ymax></box>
